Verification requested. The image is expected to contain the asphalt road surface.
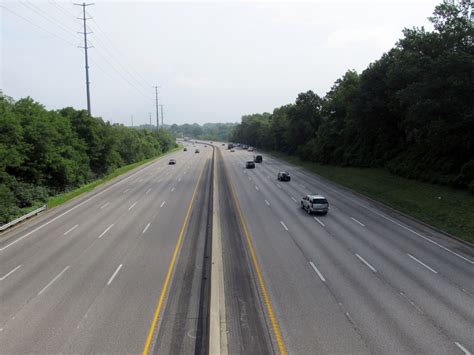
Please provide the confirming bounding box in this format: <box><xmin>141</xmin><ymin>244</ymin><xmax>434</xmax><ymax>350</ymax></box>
<box><xmin>1</xmin><ymin>142</ymin><xmax>473</xmax><ymax>354</ymax></box>
<box><xmin>219</xmin><ymin>145</ymin><xmax>473</xmax><ymax>355</ymax></box>
<box><xmin>0</xmin><ymin>146</ymin><xmax>213</xmax><ymax>353</ymax></box>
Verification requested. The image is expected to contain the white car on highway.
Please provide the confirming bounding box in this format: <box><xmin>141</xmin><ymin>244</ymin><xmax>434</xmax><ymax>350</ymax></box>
<box><xmin>301</xmin><ymin>195</ymin><xmax>329</xmax><ymax>215</ymax></box>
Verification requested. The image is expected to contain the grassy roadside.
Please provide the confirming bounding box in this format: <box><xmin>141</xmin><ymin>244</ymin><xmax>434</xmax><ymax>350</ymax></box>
<box><xmin>46</xmin><ymin>145</ymin><xmax>182</xmax><ymax>209</ymax></box>
<box><xmin>270</xmin><ymin>152</ymin><xmax>474</xmax><ymax>244</ymax></box>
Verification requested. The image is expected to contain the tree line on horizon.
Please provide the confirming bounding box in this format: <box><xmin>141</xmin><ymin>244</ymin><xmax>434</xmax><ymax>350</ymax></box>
<box><xmin>169</xmin><ymin>122</ymin><xmax>238</xmax><ymax>141</ymax></box>
<box><xmin>230</xmin><ymin>1</ymin><xmax>474</xmax><ymax>193</ymax></box>
<box><xmin>0</xmin><ymin>95</ymin><xmax>176</xmax><ymax>223</ymax></box>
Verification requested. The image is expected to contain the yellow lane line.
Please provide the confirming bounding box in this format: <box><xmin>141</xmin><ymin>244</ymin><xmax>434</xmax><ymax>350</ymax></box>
<box><xmin>226</xmin><ymin>160</ymin><xmax>287</xmax><ymax>355</ymax></box>
<box><xmin>142</xmin><ymin>152</ymin><xmax>210</xmax><ymax>355</ymax></box>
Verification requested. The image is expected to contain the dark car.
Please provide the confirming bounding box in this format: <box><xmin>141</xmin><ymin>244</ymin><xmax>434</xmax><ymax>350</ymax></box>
<box><xmin>195</xmin><ymin>149</ymin><xmax>200</xmax><ymax>153</ymax></box>
<box><xmin>183</xmin><ymin>147</ymin><xmax>187</xmax><ymax>151</ymax></box>
<box><xmin>254</xmin><ymin>155</ymin><xmax>263</xmax><ymax>163</ymax></box>
<box><xmin>169</xmin><ymin>159</ymin><xmax>176</xmax><ymax>165</ymax></box>
<box><xmin>246</xmin><ymin>161</ymin><xmax>255</xmax><ymax>169</ymax></box>
<box><xmin>277</xmin><ymin>171</ymin><xmax>290</xmax><ymax>181</ymax></box>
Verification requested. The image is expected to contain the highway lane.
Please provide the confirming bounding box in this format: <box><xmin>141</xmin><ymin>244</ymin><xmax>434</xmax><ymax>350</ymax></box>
<box><xmin>0</xmin><ymin>145</ymin><xmax>213</xmax><ymax>353</ymax></box>
<box><xmin>220</xmin><ymin>146</ymin><xmax>473</xmax><ymax>354</ymax></box>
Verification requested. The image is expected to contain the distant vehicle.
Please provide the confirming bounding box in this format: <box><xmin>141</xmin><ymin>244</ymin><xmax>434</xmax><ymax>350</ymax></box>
<box><xmin>230</xmin><ymin>149</ymin><xmax>235</xmax><ymax>152</ymax></box>
<box><xmin>210</xmin><ymin>141</ymin><xmax>213</xmax><ymax>143</ymax></box>
<box><xmin>169</xmin><ymin>159</ymin><xmax>176</xmax><ymax>165</ymax></box>
<box><xmin>184</xmin><ymin>147</ymin><xmax>187</xmax><ymax>151</ymax></box>
<box><xmin>242</xmin><ymin>145</ymin><xmax>248</xmax><ymax>150</ymax></box>
<box><xmin>246</xmin><ymin>161</ymin><xmax>255</xmax><ymax>169</ymax></box>
<box><xmin>228</xmin><ymin>143</ymin><xmax>234</xmax><ymax>149</ymax></box>
<box><xmin>301</xmin><ymin>195</ymin><xmax>329</xmax><ymax>215</ymax></box>
<box><xmin>254</xmin><ymin>155</ymin><xmax>263</xmax><ymax>163</ymax></box>
<box><xmin>222</xmin><ymin>143</ymin><xmax>226</xmax><ymax>146</ymax></box>
<box><xmin>277</xmin><ymin>171</ymin><xmax>291</xmax><ymax>181</ymax></box>
<box><xmin>248</xmin><ymin>147</ymin><xmax>254</xmax><ymax>152</ymax></box>
<box><xmin>195</xmin><ymin>149</ymin><xmax>200</xmax><ymax>153</ymax></box>
<box><xmin>204</xmin><ymin>145</ymin><xmax>207</xmax><ymax>147</ymax></box>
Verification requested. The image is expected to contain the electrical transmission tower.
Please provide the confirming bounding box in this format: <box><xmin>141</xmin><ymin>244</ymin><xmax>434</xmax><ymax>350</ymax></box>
<box><xmin>75</xmin><ymin>2</ymin><xmax>94</xmax><ymax>116</ymax></box>
<box><xmin>160</xmin><ymin>104</ymin><xmax>164</xmax><ymax>127</ymax></box>
<box><xmin>154</xmin><ymin>86</ymin><xmax>160</xmax><ymax>130</ymax></box>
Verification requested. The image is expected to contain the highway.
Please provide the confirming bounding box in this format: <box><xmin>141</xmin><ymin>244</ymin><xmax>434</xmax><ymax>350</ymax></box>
<box><xmin>0</xmin><ymin>142</ymin><xmax>473</xmax><ymax>354</ymax></box>
<box><xmin>0</xmin><ymin>145</ymin><xmax>213</xmax><ymax>353</ymax></box>
<box><xmin>219</xmin><ymin>145</ymin><xmax>473</xmax><ymax>354</ymax></box>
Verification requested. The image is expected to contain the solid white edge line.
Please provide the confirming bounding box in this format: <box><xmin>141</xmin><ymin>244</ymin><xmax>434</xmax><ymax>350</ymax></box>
<box><xmin>455</xmin><ymin>342</ymin><xmax>472</xmax><ymax>355</ymax></box>
<box><xmin>323</xmin><ymin>184</ymin><xmax>474</xmax><ymax>264</ymax></box>
<box><xmin>351</xmin><ymin>217</ymin><xmax>365</xmax><ymax>227</ymax></box>
<box><xmin>355</xmin><ymin>253</ymin><xmax>377</xmax><ymax>273</ymax></box>
<box><xmin>38</xmin><ymin>265</ymin><xmax>70</xmax><ymax>295</ymax></box>
<box><xmin>265</xmin><ymin>199</ymin><xmax>270</xmax><ymax>206</ymax></box>
<box><xmin>63</xmin><ymin>224</ymin><xmax>79</xmax><ymax>236</ymax></box>
<box><xmin>128</xmin><ymin>201</ymin><xmax>138</xmax><ymax>210</ymax></box>
<box><xmin>107</xmin><ymin>264</ymin><xmax>123</xmax><ymax>286</ymax></box>
<box><xmin>314</xmin><ymin>217</ymin><xmax>325</xmax><ymax>227</ymax></box>
<box><xmin>0</xmin><ymin>156</ymin><xmax>160</xmax><ymax>252</ymax></box>
<box><xmin>100</xmin><ymin>202</ymin><xmax>110</xmax><ymax>209</ymax></box>
<box><xmin>407</xmin><ymin>254</ymin><xmax>438</xmax><ymax>274</ymax></box>
<box><xmin>98</xmin><ymin>224</ymin><xmax>114</xmax><ymax>239</ymax></box>
<box><xmin>160</xmin><ymin>201</ymin><xmax>166</xmax><ymax>208</ymax></box>
<box><xmin>142</xmin><ymin>223</ymin><xmax>151</xmax><ymax>234</ymax></box>
<box><xmin>309</xmin><ymin>261</ymin><xmax>326</xmax><ymax>282</ymax></box>
<box><xmin>0</xmin><ymin>264</ymin><xmax>22</xmax><ymax>281</ymax></box>
<box><xmin>280</xmin><ymin>221</ymin><xmax>289</xmax><ymax>231</ymax></box>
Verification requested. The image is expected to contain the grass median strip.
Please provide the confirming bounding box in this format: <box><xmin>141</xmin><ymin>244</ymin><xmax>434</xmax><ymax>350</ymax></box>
<box><xmin>270</xmin><ymin>152</ymin><xmax>474</xmax><ymax>244</ymax></box>
<box><xmin>46</xmin><ymin>145</ymin><xmax>182</xmax><ymax>210</ymax></box>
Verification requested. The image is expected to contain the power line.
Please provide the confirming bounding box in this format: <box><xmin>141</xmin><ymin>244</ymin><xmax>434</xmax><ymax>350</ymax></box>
<box><xmin>155</xmin><ymin>86</ymin><xmax>160</xmax><ymax>130</ymax></box>
<box><xmin>0</xmin><ymin>4</ymin><xmax>77</xmax><ymax>47</ymax></box>
<box><xmin>86</xmin><ymin>23</ymin><xmax>151</xmax><ymax>94</ymax></box>
<box><xmin>18</xmin><ymin>0</ymin><xmax>78</xmax><ymax>40</ymax></box>
<box><xmin>48</xmin><ymin>0</ymin><xmax>78</xmax><ymax>19</ymax></box>
<box><xmin>91</xmin><ymin>44</ymin><xmax>154</xmax><ymax>101</ymax></box>
<box><xmin>88</xmin><ymin>16</ymin><xmax>152</xmax><ymax>89</ymax></box>
<box><xmin>75</xmin><ymin>2</ymin><xmax>94</xmax><ymax>116</ymax></box>
<box><xmin>160</xmin><ymin>104</ymin><xmax>164</xmax><ymax>127</ymax></box>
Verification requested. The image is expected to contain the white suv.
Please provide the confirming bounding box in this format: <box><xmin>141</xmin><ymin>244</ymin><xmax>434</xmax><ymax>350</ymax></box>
<box><xmin>301</xmin><ymin>195</ymin><xmax>329</xmax><ymax>215</ymax></box>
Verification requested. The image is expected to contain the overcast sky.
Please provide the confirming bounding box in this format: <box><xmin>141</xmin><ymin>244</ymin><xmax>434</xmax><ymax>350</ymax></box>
<box><xmin>2</xmin><ymin>0</ymin><xmax>441</xmax><ymax>126</ymax></box>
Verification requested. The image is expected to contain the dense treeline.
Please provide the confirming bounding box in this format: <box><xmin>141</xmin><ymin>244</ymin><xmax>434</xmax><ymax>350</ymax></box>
<box><xmin>169</xmin><ymin>122</ymin><xmax>237</xmax><ymax>141</ymax></box>
<box><xmin>0</xmin><ymin>94</ymin><xmax>176</xmax><ymax>223</ymax></box>
<box><xmin>230</xmin><ymin>1</ymin><xmax>474</xmax><ymax>193</ymax></box>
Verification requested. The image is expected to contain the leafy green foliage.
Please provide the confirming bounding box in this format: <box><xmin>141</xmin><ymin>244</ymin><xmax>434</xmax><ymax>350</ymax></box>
<box><xmin>230</xmin><ymin>1</ymin><xmax>474</xmax><ymax>193</ymax></box>
<box><xmin>169</xmin><ymin>122</ymin><xmax>237</xmax><ymax>141</ymax></box>
<box><xmin>0</xmin><ymin>95</ymin><xmax>177</xmax><ymax>224</ymax></box>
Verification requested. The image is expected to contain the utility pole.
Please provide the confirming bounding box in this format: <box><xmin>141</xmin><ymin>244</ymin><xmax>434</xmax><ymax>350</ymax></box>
<box><xmin>75</xmin><ymin>2</ymin><xmax>94</xmax><ymax>116</ymax></box>
<box><xmin>154</xmin><ymin>86</ymin><xmax>160</xmax><ymax>130</ymax></box>
<box><xmin>149</xmin><ymin>112</ymin><xmax>152</xmax><ymax>129</ymax></box>
<box><xmin>160</xmin><ymin>104</ymin><xmax>164</xmax><ymax>128</ymax></box>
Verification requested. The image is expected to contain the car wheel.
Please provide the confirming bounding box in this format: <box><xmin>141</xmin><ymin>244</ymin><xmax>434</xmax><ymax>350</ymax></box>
<box><xmin>306</xmin><ymin>206</ymin><xmax>311</xmax><ymax>214</ymax></box>
<box><xmin>322</xmin><ymin>211</ymin><xmax>328</xmax><ymax>215</ymax></box>
<box><xmin>301</xmin><ymin>202</ymin><xmax>304</xmax><ymax>208</ymax></box>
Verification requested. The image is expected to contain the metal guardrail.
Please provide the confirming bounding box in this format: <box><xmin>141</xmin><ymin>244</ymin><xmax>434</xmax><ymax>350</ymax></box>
<box><xmin>0</xmin><ymin>205</ymin><xmax>47</xmax><ymax>232</ymax></box>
